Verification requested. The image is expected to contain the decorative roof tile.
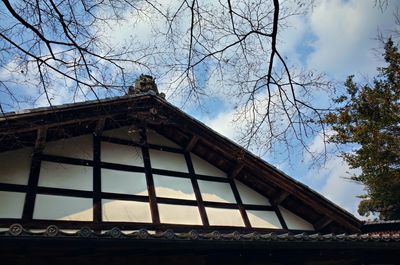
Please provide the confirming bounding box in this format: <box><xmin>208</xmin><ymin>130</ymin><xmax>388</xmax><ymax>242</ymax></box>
<box><xmin>1</xmin><ymin>224</ymin><xmax>399</xmax><ymax>242</ymax></box>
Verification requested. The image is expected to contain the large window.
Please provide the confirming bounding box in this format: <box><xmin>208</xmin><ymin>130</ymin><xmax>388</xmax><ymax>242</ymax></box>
<box><xmin>0</xmin><ymin>128</ymin><xmax>314</xmax><ymax>231</ymax></box>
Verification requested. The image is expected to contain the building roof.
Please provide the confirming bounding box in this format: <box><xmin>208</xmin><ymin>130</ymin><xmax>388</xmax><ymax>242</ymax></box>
<box><xmin>0</xmin><ymin>92</ymin><xmax>395</xmax><ymax>234</ymax></box>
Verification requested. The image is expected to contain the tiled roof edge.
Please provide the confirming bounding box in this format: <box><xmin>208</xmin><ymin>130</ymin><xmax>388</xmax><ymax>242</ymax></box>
<box><xmin>1</xmin><ymin>224</ymin><xmax>399</xmax><ymax>242</ymax></box>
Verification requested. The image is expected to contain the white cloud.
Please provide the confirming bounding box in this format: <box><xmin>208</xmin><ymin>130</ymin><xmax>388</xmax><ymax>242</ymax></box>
<box><xmin>319</xmin><ymin>156</ymin><xmax>365</xmax><ymax>219</ymax></box>
<box><xmin>307</xmin><ymin>0</ymin><xmax>398</xmax><ymax>78</ymax></box>
<box><xmin>299</xmin><ymin>130</ymin><xmax>364</xmax><ymax>218</ymax></box>
<box><xmin>201</xmin><ymin>108</ymin><xmax>238</xmax><ymax>141</ymax></box>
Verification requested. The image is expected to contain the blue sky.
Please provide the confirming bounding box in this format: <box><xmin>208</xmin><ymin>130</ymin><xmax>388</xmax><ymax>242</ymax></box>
<box><xmin>1</xmin><ymin>0</ymin><xmax>399</xmax><ymax>218</ymax></box>
<box><xmin>184</xmin><ymin>0</ymin><xmax>399</xmax><ymax>219</ymax></box>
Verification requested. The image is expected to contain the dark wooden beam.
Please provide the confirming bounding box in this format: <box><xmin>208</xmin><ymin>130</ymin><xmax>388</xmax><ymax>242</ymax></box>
<box><xmin>0</xmin><ymin>115</ymin><xmax>112</xmax><ymax>135</ymax></box>
<box><xmin>93</xmin><ymin>135</ymin><xmax>102</xmax><ymax>226</ymax></box>
<box><xmin>140</xmin><ymin>129</ymin><xmax>160</xmax><ymax>225</ymax></box>
<box><xmin>185</xmin><ymin>135</ymin><xmax>199</xmax><ymax>153</ymax></box>
<box><xmin>229</xmin><ymin>180</ymin><xmax>251</xmax><ymax>228</ymax></box>
<box><xmin>34</xmin><ymin>127</ymin><xmax>47</xmax><ymax>151</ymax></box>
<box><xmin>22</xmin><ymin>128</ymin><xmax>47</xmax><ymax>223</ymax></box>
<box><xmin>185</xmin><ymin>153</ymin><xmax>209</xmax><ymax>226</ymax></box>
<box><xmin>274</xmin><ymin>205</ymin><xmax>288</xmax><ymax>230</ymax></box>
<box><xmin>21</xmin><ymin>156</ymin><xmax>41</xmax><ymax>222</ymax></box>
<box><xmin>314</xmin><ymin>216</ymin><xmax>333</xmax><ymax>231</ymax></box>
<box><xmin>94</xmin><ymin>118</ymin><xmax>106</xmax><ymax>136</ymax></box>
<box><xmin>271</xmin><ymin>190</ymin><xmax>290</xmax><ymax>205</ymax></box>
<box><xmin>229</xmin><ymin>164</ymin><xmax>244</xmax><ymax>179</ymax></box>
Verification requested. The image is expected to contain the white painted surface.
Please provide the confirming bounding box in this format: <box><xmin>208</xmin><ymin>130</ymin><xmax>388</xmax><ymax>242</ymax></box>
<box><xmin>191</xmin><ymin>153</ymin><xmax>226</xmax><ymax>178</ymax></box>
<box><xmin>44</xmin><ymin>135</ymin><xmax>92</xmax><ymax>160</ymax></box>
<box><xmin>153</xmin><ymin>174</ymin><xmax>195</xmax><ymax>200</ymax></box>
<box><xmin>149</xmin><ymin>150</ymin><xmax>188</xmax><ymax>172</ymax></box>
<box><xmin>205</xmin><ymin>207</ymin><xmax>245</xmax><ymax>227</ymax></box>
<box><xmin>0</xmin><ymin>191</ymin><xmax>25</xmax><ymax>218</ymax></box>
<box><xmin>0</xmin><ymin>148</ymin><xmax>32</xmax><ymax>185</ymax></box>
<box><xmin>235</xmin><ymin>180</ymin><xmax>271</xmax><ymax>206</ymax></box>
<box><xmin>158</xmin><ymin>204</ymin><xmax>202</xmax><ymax>225</ymax></box>
<box><xmin>38</xmin><ymin>162</ymin><xmax>92</xmax><ymax>191</ymax></box>
<box><xmin>33</xmin><ymin>194</ymin><xmax>93</xmax><ymax>221</ymax></box>
<box><xmin>102</xmin><ymin>200</ymin><xmax>152</xmax><ymax>223</ymax></box>
<box><xmin>101</xmin><ymin>142</ymin><xmax>144</xmax><ymax>166</ymax></box>
<box><xmin>101</xmin><ymin>169</ymin><xmax>148</xmax><ymax>195</ymax></box>
<box><xmin>247</xmin><ymin>210</ymin><xmax>281</xmax><ymax>229</ymax></box>
<box><xmin>147</xmin><ymin>130</ymin><xmax>181</xmax><ymax>148</ymax></box>
<box><xmin>279</xmin><ymin>206</ymin><xmax>315</xmax><ymax>231</ymax></box>
<box><xmin>103</xmin><ymin>127</ymin><xmax>140</xmax><ymax>142</ymax></box>
<box><xmin>197</xmin><ymin>180</ymin><xmax>236</xmax><ymax>203</ymax></box>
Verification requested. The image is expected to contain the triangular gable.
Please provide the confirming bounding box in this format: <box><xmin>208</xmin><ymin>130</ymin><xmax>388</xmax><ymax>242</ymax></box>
<box><xmin>0</xmin><ymin>94</ymin><xmax>362</xmax><ymax>233</ymax></box>
<box><xmin>0</xmin><ymin>126</ymin><xmax>315</xmax><ymax>231</ymax></box>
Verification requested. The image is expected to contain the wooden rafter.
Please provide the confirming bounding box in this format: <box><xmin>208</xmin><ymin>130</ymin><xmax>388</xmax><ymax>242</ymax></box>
<box><xmin>271</xmin><ymin>190</ymin><xmax>290</xmax><ymax>206</ymax></box>
<box><xmin>185</xmin><ymin>135</ymin><xmax>198</xmax><ymax>153</ymax></box>
<box><xmin>314</xmin><ymin>216</ymin><xmax>333</xmax><ymax>231</ymax></box>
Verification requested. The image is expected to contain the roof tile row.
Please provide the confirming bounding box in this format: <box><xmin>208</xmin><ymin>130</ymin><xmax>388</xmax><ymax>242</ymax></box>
<box><xmin>1</xmin><ymin>224</ymin><xmax>399</xmax><ymax>242</ymax></box>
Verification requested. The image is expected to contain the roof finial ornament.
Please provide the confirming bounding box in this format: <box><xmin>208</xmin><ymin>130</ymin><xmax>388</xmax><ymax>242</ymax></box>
<box><xmin>128</xmin><ymin>75</ymin><xmax>165</xmax><ymax>99</ymax></box>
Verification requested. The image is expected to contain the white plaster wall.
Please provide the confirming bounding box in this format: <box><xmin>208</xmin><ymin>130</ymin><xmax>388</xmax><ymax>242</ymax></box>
<box><xmin>153</xmin><ymin>174</ymin><xmax>195</xmax><ymax>200</ymax></box>
<box><xmin>38</xmin><ymin>162</ymin><xmax>92</xmax><ymax>191</ymax></box>
<box><xmin>103</xmin><ymin>127</ymin><xmax>140</xmax><ymax>142</ymax></box>
<box><xmin>147</xmin><ymin>130</ymin><xmax>181</xmax><ymax>148</ymax></box>
<box><xmin>247</xmin><ymin>210</ymin><xmax>281</xmax><ymax>229</ymax></box>
<box><xmin>191</xmin><ymin>154</ymin><xmax>226</xmax><ymax>178</ymax></box>
<box><xmin>43</xmin><ymin>135</ymin><xmax>92</xmax><ymax>160</ymax></box>
<box><xmin>149</xmin><ymin>150</ymin><xmax>188</xmax><ymax>172</ymax></box>
<box><xmin>235</xmin><ymin>180</ymin><xmax>271</xmax><ymax>206</ymax></box>
<box><xmin>0</xmin><ymin>148</ymin><xmax>32</xmax><ymax>185</ymax></box>
<box><xmin>101</xmin><ymin>169</ymin><xmax>148</xmax><ymax>195</ymax></box>
<box><xmin>0</xmin><ymin>191</ymin><xmax>25</xmax><ymax>218</ymax></box>
<box><xmin>101</xmin><ymin>142</ymin><xmax>144</xmax><ymax>166</ymax></box>
<box><xmin>279</xmin><ymin>206</ymin><xmax>314</xmax><ymax>231</ymax></box>
<box><xmin>205</xmin><ymin>207</ymin><xmax>245</xmax><ymax>227</ymax></box>
<box><xmin>102</xmin><ymin>199</ymin><xmax>152</xmax><ymax>223</ymax></box>
<box><xmin>33</xmin><ymin>194</ymin><xmax>93</xmax><ymax>221</ymax></box>
<box><xmin>158</xmin><ymin>204</ymin><xmax>202</xmax><ymax>225</ymax></box>
<box><xmin>197</xmin><ymin>180</ymin><xmax>236</xmax><ymax>203</ymax></box>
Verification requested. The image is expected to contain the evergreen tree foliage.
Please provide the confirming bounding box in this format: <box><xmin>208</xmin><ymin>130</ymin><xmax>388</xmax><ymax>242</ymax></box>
<box><xmin>324</xmin><ymin>39</ymin><xmax>400</xmax><ymax>220</ymax></box>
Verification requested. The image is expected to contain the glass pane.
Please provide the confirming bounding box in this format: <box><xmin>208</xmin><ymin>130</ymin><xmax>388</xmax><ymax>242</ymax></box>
<box><xmin>247</xmin><ymin>210</ymin><xmax>281</xmax><ymax>229</ymax></box>
<box><xmin>153</xmin><ymin>174</ymin><xmax>195</xmax><ymax>200</ymax></box>
<box><xmin>0</xmin><ymin>148</ymin><xmax>32</xmax><ymax>185</ymax></box>
<box><xmin>191</xmin><ymin>153</ymin><xmax>226</xmax><ymax>178</ymax></box>
<box><xmin>235</xmin><ymin>180</ymin><xmax>270</xmax><ymax>206</ymax></box>
<box><xmin>0</xmin><ymin>191</ymin><xmax>25</xmax><ymax>218</ymax></box>
<box><xmin>149</xmin><ymin>150</ymin><xmax>188</xmax><ymax>172</ymax></box>
<box><xmin>101</xmin><ymin>142</ymin><xmax>144</xmax><ymax>166</ymax></box>
<box><xmin>102</xmin><ymin>199</ymin><xmax>151</xmax><ymax>223</ymax></box>
<box><xmin>158</xmin><ymin>204</ymin><xmax>202</xmax><ymax>225</ymax></box>
<box><xmin>279</xmin><ymin>206</ymin><xmax>314</xmax><ymax>230</ymax></box>
<box><xmin>205</xmin><ymin>207</ymin><xmax>244</xmax><ymax>227</ymax></box>
<box><xmin>38</xmin><ymin>162</ymin><xmax>92</xmax><ymax>191</ymax></box>
<box><xmin>101</xmin><ymin>169</ymin><xmax>148</xmax><ymax>195</ymax></box>
<box><xmin>198</xmin><ymin>180</ymin><xmax>236</xmax><ymax>203</ymax></box>
<box><xmin>33</xmin><ymin>194</ymin><xmax>93</xmax><ymax>221</ymax></box>
<box><xmin>43</xmin><ymin>135</ymin><xmax>92</xmax><ymax>160</ymax></box>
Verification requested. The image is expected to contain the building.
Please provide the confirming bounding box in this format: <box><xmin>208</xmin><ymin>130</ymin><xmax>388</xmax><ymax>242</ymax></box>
<box><xmin>0</xmin><ymin>76</ymin><xmax>399</xmax><ymax>264</ymax></box>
